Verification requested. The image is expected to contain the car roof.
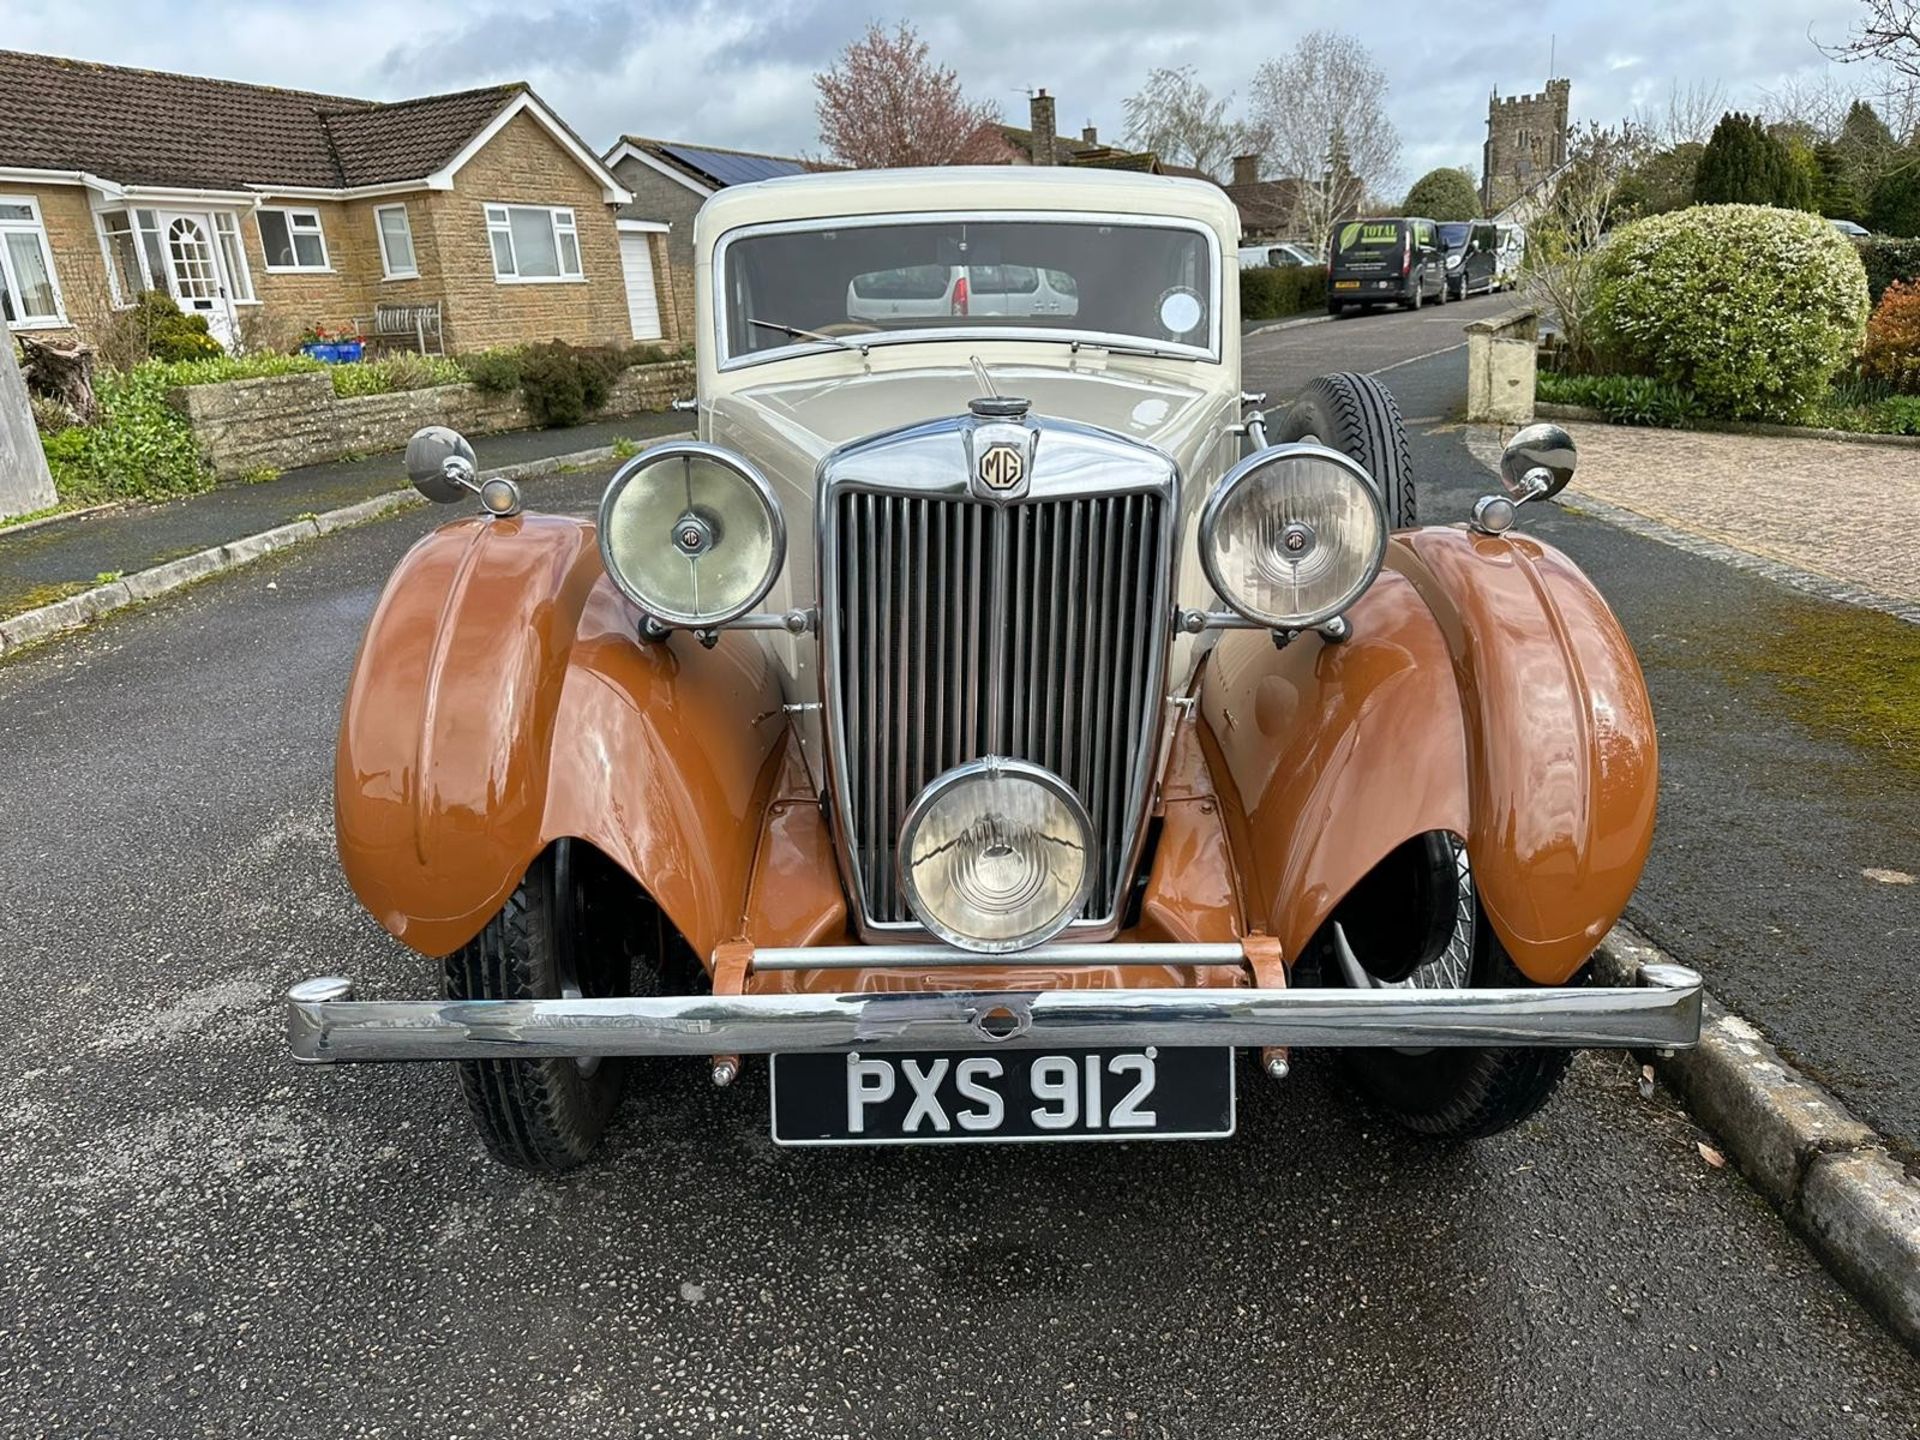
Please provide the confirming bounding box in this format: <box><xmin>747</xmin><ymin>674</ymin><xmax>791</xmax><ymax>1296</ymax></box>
<box><xmin>694</xmin><ymin>166</ymin><xmax>1243</xmax><ymax>252</ymax></box>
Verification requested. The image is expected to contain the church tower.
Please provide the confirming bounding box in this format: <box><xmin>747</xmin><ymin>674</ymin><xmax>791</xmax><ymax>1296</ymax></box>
<box><xmin>1482</xmin><ymin>76</ymin><xmax>1571</xmax><ymax>213</ymax></box>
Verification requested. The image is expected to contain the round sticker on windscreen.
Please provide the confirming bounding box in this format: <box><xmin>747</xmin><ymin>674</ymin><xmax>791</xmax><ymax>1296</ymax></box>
<box><xmin>1159</xmin><ymin>288</ymin><xmax>1204</xmax><ymax>336</ymax></box>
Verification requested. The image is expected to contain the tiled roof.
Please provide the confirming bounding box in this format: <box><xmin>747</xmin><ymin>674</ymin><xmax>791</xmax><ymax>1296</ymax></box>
<box><xmin>312</xmin><ymin>85</ymin><xmax>525</xmax><ymax>187</ymax></box>
<box><xmin>996</xmin><ymin>124</ymin><xmax>1171</xmax><ymax>175</ymax></box>
<box><xmin>0</xmin><ymin>49</ymin><xmax>521</xmax><ymax>191</ymax></box>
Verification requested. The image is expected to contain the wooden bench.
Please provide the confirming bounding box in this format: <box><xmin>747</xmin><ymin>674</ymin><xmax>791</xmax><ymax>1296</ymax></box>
<box><xmin>356</xmin><ymin>302</ymin><xmax>444</xmax><ymax>355</ymax></box>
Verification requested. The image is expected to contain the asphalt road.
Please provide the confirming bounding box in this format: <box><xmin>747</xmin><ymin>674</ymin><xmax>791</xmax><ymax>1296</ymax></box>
<box><xmin>1242</xmin><ymin>290</ymin><xmax>1514</xmax><ymax>416</ymax></box>
<box><xmin>3</xmin><ymin>307</ymin><xmax>1918</xmax><ymax>1436</ymax></box>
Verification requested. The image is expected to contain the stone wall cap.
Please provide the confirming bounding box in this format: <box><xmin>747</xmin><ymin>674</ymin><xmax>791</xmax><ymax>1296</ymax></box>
<box><xmin>1463</xmin><ymin>306</ymin><xmax>1541</xmax><ymax>336</ymax></box>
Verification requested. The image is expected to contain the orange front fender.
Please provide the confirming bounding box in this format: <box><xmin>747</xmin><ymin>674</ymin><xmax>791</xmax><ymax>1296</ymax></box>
<box><xmin>335</xmin><ymin>515</ymin><xmax>785</xmax><ymax>959</ymax></box>
<box><xmin>1201</xmin><ymin>527</ymin><xmax>1656</xmax><ymax>984</ymax></box>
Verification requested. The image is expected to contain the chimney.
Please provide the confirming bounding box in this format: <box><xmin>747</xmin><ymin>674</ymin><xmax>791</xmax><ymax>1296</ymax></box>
<box><xmin>1232</xmin><ymin>154</ymin><xmax>1259</xmax><ymax>187</ymax></box>
<box><xmin>1082</xmin><ymin>123</ymin><xmax>1099</xmax><ymax>144</ymax></box>
<box><xmin>1029</xmin><ymin>89</ymin><xmax>1057</xmax><ymax>165</ymax></box>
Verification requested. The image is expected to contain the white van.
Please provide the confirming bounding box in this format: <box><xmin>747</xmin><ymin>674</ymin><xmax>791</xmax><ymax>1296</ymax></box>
<box><xmin>1493</xmin><ymin>224</ymin><xmax>1526</xmax><ymax>291</ymax></box>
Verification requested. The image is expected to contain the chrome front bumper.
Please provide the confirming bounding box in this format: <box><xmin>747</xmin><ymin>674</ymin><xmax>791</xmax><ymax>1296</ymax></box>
<box><xmin>286</xmin><ymin>944</ymin><xmax>1703</xmax><ymax>1063</ymax></box>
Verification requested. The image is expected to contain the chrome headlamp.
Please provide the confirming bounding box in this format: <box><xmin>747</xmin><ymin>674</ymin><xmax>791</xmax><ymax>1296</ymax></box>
<box><xmin>898</xmin><ymin>759</ymin><xmax>1094</xmax><ymax>954</ymax></box>
<box><xmin>1199</xmin><ymin>444</ymin><xmax>1387</xmax><ymax>630</ymax></box>
<box><xmin>598</xmin><ymin>442</ymin><xmax>785</xmax><ymax>627</ymax></box>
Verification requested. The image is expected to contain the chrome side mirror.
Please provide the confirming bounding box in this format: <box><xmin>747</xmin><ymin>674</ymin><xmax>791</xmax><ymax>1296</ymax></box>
<box><xmin>406</xmin><ymin>426</ymin><xmax>478</xmax><ymax>504</ymax></box>
<box><xmin>1499</xmin><ymin>422</ymin><xmax>1577</xmax><ymax>502</ymax></box>
<box><xmin>1473</xmin><ymin>423</ymin><xmax>1577</xmax><ymax>535</ymax></box>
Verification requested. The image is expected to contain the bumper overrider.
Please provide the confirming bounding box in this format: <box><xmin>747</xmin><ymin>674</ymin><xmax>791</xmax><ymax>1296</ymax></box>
<box><xmin>286</xmin><ymin>942</ymin><xmax>1703</xmax><ymax>1064</ymax></box>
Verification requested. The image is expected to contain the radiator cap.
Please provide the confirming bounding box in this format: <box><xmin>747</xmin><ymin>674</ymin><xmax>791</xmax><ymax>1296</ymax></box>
<box><xmin>968</xmin><ymin>395</ymin><xmax>1030</xmax><ymax>420</ymax></box>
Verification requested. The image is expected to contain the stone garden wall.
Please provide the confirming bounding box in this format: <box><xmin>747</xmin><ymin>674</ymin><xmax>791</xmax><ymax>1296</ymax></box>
<box><xmin>170</xmin><ymin>359</ymin><xmax>694</xmax><ymax>479</ymax></box>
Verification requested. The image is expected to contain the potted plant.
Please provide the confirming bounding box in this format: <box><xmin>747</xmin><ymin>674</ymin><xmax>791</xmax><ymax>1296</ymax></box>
<box><xmin>299</xmin><ymin>323</ymin><xmax>364</xmax><ymax>363</ymax></box>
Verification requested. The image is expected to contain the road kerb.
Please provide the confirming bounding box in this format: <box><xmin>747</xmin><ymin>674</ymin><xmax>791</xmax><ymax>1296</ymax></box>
<box><xmin>1598</xmin><ymin>923</ymin><xmax>1920</xmax><ymax>1354</ymax></box>
<box><xmin>0</xmin><ymin>441</ymin><xmax>637</xmax><ymax>658</ymax></box>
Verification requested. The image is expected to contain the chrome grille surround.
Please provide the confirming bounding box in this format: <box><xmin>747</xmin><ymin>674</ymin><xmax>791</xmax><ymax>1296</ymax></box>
<box><xmin>818</xmin><ymin>412</ymin><xmax>1179</xmax><ymax>943</ymax></box>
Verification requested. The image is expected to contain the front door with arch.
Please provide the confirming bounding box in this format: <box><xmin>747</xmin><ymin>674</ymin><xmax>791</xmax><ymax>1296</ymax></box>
<box><xmin>158</xmin><ymin>212</ymin><xmax>236</xmax><ymax>348</ymax></box>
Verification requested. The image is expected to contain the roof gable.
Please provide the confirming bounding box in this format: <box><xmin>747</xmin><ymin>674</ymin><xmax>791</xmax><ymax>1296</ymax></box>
<box><xmin>0</xmin><ymin>50</ymin><xmax>627</xmax><ymax>201</ymax></box>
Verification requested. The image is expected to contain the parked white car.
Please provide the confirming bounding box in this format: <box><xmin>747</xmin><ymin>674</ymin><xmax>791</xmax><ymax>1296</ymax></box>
<box><xmin>1237</xmin><ymin>242</ymin><xmax>1320</xmax><ymax>269</ymax></box>
<box><xmin>846</xmin><ymin>263</ymin><xmax>1080</xmax><ymax>323</ymax></box>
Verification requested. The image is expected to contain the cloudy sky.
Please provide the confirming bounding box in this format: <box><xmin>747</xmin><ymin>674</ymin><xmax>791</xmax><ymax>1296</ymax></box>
<box><xmin>3</xmin><ymin>0</ymin><xmax>1893</xmax><ymax>186</ymax></box>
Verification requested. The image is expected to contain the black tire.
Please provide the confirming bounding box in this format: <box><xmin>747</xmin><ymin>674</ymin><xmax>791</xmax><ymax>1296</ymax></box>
<box><xmin>1328</xmin><ymin>903</ymin><xmax>1578</xmax><ymax>1140</ymax></box>
<box><xmin>1274</xmin><ymin>371</ymin><xmax>1416</xmax><ymax>527</ymax></box>
<box><xmin>444</xmin><ymin>840</ymin><xmax>649</xmax><ymax>1172</ymax></box>
<box><xmin>1447</xmin><ymin>274</ymin><xmax>1464</xmax><ymax>301</ymax></box>
<box><xmin>1405</xmin><ymin>280</ymin><xmax>1423</xmax><ymax>312</ymax></box>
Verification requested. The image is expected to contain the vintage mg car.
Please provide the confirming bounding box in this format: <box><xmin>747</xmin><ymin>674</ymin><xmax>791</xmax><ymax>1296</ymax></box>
<box><xmin>289</xmin><ymin>168</ymin><xmax>1700</xmax><ymax>1170</ymax></box>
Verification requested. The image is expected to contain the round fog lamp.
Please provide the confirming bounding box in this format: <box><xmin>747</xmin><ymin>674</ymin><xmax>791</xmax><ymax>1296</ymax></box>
<box><xmin>598</xmin><ymin>442</ymin><xmax>785</xmax><ymax>627</ymax></box>
<box><xmin>1200</xmin><ymin>444</ymin><xmax>1387</xmax><ymax>629</ymax></box>
<box><xmin>898</xmin><ymin>759</ymin><xmax>1094</xmax><ymax>954</ymax></box>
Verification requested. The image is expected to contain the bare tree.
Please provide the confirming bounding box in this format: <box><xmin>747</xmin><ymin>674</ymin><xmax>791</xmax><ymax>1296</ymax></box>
<box><xmin>814</xmin><ymin>22</ymin><xmax>1013</xmax><ymax>168</ymax></box>
<box><xmin>1635</xmin><ymin>78</ymin><xmax>1730</xmax><ymax>145</ymax></box>
<box><xmin>1245</xmin><ymin>33</ymin><xmax>1400</xmax><ymax>248</ymax></box>
<box><xmin>1825</xmin><ymin>0</ymin><xmax>1920</xmax><ymax>79</ymax></box>
<box><xmin>1522</xmin><ymin>121</ymin><xmax>1653</xmax><ymax>372</ymax></box>
<box><xmin>1758</xmin><ymin>72</ymin><xmax>1853</xmax><ymax>139</ymax></box>
<box><xmin>1121</xmin><ymin>66</ymin><xmax>1249</xmax><ymax>180</ymax></box>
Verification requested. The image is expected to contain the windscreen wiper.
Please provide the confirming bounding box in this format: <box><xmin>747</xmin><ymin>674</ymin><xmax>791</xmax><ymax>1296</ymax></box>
<box><xmin>1068</xmin><ymin>337</ymin><xmax>1189</xmax><ymax>360</ymax></box>
<box><xmin>748</xmin><ymin>318</ymin><xmax>868</xmax><ymax>355</ymax></box>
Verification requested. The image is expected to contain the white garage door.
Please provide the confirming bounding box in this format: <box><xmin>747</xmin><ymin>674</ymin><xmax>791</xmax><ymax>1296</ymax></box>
<box><xmin>620</xmin><ymin>232</ymin><xmax>663</xmax><ymax>341</ymax></box>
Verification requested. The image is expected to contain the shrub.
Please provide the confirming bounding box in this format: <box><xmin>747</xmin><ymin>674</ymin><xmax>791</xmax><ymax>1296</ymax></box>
<box><xmin>1862</xmin><ymin>281</ymin><xmax>1920</xmax><ymax>392</ymax></box>
<box><xmin>327</xmin><ymin>353</ymin><xmax>468</xmax><ymax>398</ymax></box>
<box><xmin>1536</xmin><ymin>372</ymin><xmax>1701</xmax><ymax>428</ymax></box>
<box><xmin>40</xmin><ymin>365</ymin><xmax>210</xmax><ymax>505</ymax></box>
<box><xmin>130</xmin><ymin>292</ymin><xmax>224</xmax><ymax>361</ymax></box>
<box><xmin>1240</xmin><ymin>265</ymin><xmax>1327</xmax><ymax>321</ymax></box>
<box><xmin>461</xmin><ymin>347</ymin><xmax>525</xmax><ymax>393</ymax></box>
<box><xmin>143</xmin><ymin>353</ymin><xmax>324</xmax><ymax>387</ymax></box>
<box><xmin>1587</xmin><ymin>204</ymin><xmax>1870</xmax><ymax>422</ymax></box>
<box><xmin>1860</xmin><ymin>237</ymin><xmax>1920</xmax><ymax>304</ymax></box>
<box><xmin>516</xmin><ymin>341</ymin><xmax>623</xmax><ymax>427</ymax></box>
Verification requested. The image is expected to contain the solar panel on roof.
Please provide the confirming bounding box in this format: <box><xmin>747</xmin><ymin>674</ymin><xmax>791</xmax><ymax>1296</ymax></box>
<box><xmin>658</xmin><ymin>143</ymin><xmax>808</xmax><ymax>188</ymax></box>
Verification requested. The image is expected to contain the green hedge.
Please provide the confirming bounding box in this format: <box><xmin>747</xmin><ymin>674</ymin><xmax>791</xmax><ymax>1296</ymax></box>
<box><xmin>1241</xmin><ymin>266</ymin><xmax>1327</xmax><ymax>321</ymax></box>
<box><xmin>1861</xmin><ymin>237</ymin><xmax>1920</xmax><ymax>304</ymax></box>
<box><xmin>1588</xmin><ymin>204</ymin><xmax>1869</xmax><ymax>422</ymax></box>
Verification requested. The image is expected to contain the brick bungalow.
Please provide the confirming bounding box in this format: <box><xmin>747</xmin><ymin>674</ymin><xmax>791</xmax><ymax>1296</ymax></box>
<box><xmin>0</xmin><ymin>50</ymin><xmax>681</xmax><ymax>355</ymax></box>
<box><xmin>605</xmin><ymin>138</ymin><xmax>816</xmax><ymax>342</ymax></box>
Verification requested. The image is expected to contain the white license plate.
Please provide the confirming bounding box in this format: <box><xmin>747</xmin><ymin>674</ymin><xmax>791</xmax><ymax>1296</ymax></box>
<box><xmin>769</xmin><ymin>1046</ymin><xmax>1235</xmax><ymax>1146</ymax></box>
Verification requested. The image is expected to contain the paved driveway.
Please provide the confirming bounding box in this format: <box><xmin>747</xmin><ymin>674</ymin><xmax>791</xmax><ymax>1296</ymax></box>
<box><xmin>3</xmin><ymin>441</ymin><xmax>1916</xmax><ymax>1436</ymax></box>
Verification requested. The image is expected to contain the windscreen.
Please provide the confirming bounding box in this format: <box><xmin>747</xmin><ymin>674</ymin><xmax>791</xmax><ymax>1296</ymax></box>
<box><xmin>721</xmin><ymin>218</ymin><xmax>1215</xmax><ymax>361</ymax></box>
<box><xmin>1438</xmin><ymin>223</ymin><xmax>1472</xmax><ymax>249</ymax></box>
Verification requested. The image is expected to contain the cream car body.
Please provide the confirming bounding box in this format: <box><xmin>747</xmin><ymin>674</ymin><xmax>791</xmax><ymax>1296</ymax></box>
<box><xmin>691</xmin><ymin>167</ymin><xmax>1245</xmax><ymax>787</ymax></box>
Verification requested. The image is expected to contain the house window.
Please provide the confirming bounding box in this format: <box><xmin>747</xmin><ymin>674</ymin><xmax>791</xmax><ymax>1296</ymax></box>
<box><xmin>0</xmin><ymin>198</ymin><xmax>66</xmax><ymax>326</ymax></box>
<box><xmin>134</xmin><ymin>210</ymin><xmax>169</xmax><ymax>290</ymax></box>
<box><xmin>375</xmin><ymin>204</ymin><xmax>417</xmax><ymax>279</ymax></box>
<box><xmin>97</xmin><ymin>209</ymin><xmax>151</xmax><ymax>306</ymax></box>
<box><xmin>214</xmin><ymin>213</ymin><xmax>254</xmax><ymax>302</ymax></box>
<box><xmin>485</xmin><ymin>204</ymin><xmax>583</xmax><ymax>282</ymax></box>
<box><xmin>257</xmin><ymin>207</ymin><xmax>329</xmax><ymax>271</ymax></box>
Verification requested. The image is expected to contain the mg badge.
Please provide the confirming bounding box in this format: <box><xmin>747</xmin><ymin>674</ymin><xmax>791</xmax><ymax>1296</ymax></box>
<box><xmin>976</xmin><ymin>442</ymin><xmax>1026</xmax><ymax>495</ymax></box>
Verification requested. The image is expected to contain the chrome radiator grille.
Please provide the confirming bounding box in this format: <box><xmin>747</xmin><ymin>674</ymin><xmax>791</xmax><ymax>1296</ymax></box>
<box><xmin>826</xmin><ymin>489</ymin><xmax>1170</xmax><ymax>927</ymax></box>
